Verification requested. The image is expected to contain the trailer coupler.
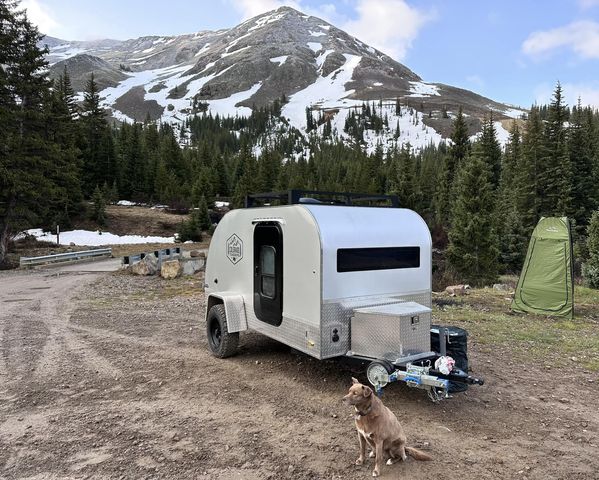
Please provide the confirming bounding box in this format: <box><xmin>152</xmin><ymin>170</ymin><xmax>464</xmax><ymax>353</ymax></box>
<box><xmin>366</xmin><ymin>361</ymin><xmax>484</xmax><ymax>402</ymax></box>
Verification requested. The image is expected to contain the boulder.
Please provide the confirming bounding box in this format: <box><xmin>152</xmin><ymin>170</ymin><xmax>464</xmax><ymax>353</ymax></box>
<box><xmin>493</xmin><ymin>283</ymin><xmax>511</xmax><ymax>291</ymax></box>
<box><xmin>181</xmin><ymin>258</ymin><xmax>203</xmax><ymax>275</ymax></box>
<box><xmin>189</xmin><ymin>250</ymin><xmax>204</xmax><ymax>258</ymax></box>
<box><xmin>161</xmin><ymin>259</ymin><xmax>182</xmax><ymax>279</ymax></box>
<box><xmin>445</xmin><ymin>284</ymin><xmax>471</xmax><ymax>296</ymax></box>
<box><xmin>131</xmin><ymin>254</ymin><xmax>158</xmax><ymax>276</ymax></box>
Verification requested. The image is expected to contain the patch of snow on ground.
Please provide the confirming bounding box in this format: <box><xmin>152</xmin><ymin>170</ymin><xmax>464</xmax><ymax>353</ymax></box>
<box><xmin>26</xmin><ymin>229</ymin><xmax>174</xmax><ymax>246</ymax></box>
<box><xmin>469</xmin><ymin>121</ymin><xmax>510</xmax><ymax>146</ymax></box>
<box><xmin>142</xmin><ymin>46</ymin><xmax>155</xmax><ymax>54</ymax></box>
<box><xmin>319</xmin><ymin>25</ymin><xmax>330</xmax><ymax>30</ymax></box>
<box><xmin>194</xmin><ymin>43</ymin><xmax>211</xmax><ymax>57</ymax></box>
<box><xmin>117</xmin><ymin>200</ymin><xmax>137</xmax><ymax>206</ymax></box>
<box><xmin>153</xmin><ymin>37</ymin><xmax>166</xmax><ymax>45</ymax></box>
<box><xmin>207</xmin><ymin>82</ymin><xmax>262</xmax><ymax>118</ymax></box>
<box><xmin>215</xmin><ymin>201</ymin><xmax>230</xmax><ymax>208</ymax></box>
<box><xmin>307</xmin><ymin>42</ymin><xmax>322</xmax><ymax>53</ymax></box>
<box><xmin>270</xmin><ymin>55</ymin><xmax>288</xmax><ymax>66</ymax></box>
<box><xmin>309</xmin><ymin>30</ymin><xmax>326</xmax><ymax>37</ymax></box>
<box><xmin>48</xmin><ymin>45</ymin><xmax>88</xmax><ymax>62</ymax></box>
<box><xmin>282</xmin><ymin>54</ymin><xmax>362</xmax><ymax>131</ymax></box>
<box><xmin>315</xmin><ymin>49</ymin><xmax>334</xmax><ymax>69</ymax></box>
<box><xmin>221</xmin><ymin>45</ymin><xmax>251</xmax><ymax>58</ymax></box>
<box><xmin>501</xmin><ymin>107</ymin><xmax>526</xmax><ymax>119</ymax></box>
<box><xmin>408</xmin><ymin>81</ymin><xmax>440</xmax><ymax>97</ymax></box>
<box><xmin>373</xmin><ymin>82</ymin><xmax>383</xmax><ymax>86</ymax></box>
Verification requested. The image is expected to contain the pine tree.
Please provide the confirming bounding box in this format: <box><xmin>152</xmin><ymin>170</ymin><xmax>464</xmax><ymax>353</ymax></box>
<box><xmin>91</xmin><ymin>186</ymin><xmax>106</xmax><ymax>226</ymax></box>
<box><xmin>479</xmin><ymin>115</ymin><xmax>502</xmax><ymax>189</ymax></box>
<box><xmin>447</xmin><ymin>146</ymin><xmax>500</xmax><ymax>286</ymax></box>
<box><xmin>539</xmin><ymin>82</ymin><xmax>572</xmax><ymax>217</ymax></box>
<box><xmin>583</xmin><ymin>211</ymin><xmax>599</xmax><ymax>288</ymax></box>
<box><xmin>448</xmin><ymin>106</ymin><xmax>470</xmax><ymax>175</ymax></box>
<box><xmin>197</xmin><ymin>195</ymin><xmax>211</xmax><ymax>230</ymax></box>
<box><xmin>517</xmin><ymin>106</ymin><xmax>545</xmax><ymax>232</ymax></box>
<box><xmin>569</xmin><ymin>99</ymin><xmax>597</xmax><ymax>237</ymax></box>
<box><xmin>0</xmin><ymin>1</ymin><xmax>59</xmax><ymax>266</ymax></box>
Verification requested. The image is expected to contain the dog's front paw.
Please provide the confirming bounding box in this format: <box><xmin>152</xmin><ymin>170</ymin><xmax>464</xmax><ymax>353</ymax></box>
<box><xmin>386</xmin><ymin>458</ymin><xmax>394</xmax><ymax>466</ymax></box>
<box><xmin>372</xmin><ymin>469</ymin><xmax>380</xmax><ymax>477</ymax></box>
<box><xmin>369</xmin><ymin>451</ymin><xmax>375</xmax><ymax>458</ymax></box>
<box><xmin>355</xmin><ymin>457</ymin><xmax>364</xmax><ymax>466</ymax></box>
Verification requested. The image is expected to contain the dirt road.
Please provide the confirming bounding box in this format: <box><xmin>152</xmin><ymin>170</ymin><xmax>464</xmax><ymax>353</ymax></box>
<box><xmin>1</xmin><ymin>270</ymin><xmax>598</xmax><ymax>479</ymax></box>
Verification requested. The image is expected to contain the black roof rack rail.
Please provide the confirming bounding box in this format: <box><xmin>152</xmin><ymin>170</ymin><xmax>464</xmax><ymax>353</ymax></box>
<box><xmin>244</xmin><ymin>190</ymin><xmax>399</xmax><ymax>208</ymax></box>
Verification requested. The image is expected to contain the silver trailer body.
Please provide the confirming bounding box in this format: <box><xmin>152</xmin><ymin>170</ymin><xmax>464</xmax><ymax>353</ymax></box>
<box><xmin>205</xmin><ymin>204</ymin><xmax>432</xmax><ymax>361</ymax></box>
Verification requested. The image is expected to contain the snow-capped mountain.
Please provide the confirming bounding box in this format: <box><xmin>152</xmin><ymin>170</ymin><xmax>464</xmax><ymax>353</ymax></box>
<box><xmin>43</xmin><ymin>6</ymin><xmax>525</xmax><ymax>149</ymax></box>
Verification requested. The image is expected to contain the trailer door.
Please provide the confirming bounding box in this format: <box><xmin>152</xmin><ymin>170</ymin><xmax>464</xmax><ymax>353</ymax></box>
<box><xmin>253</xmin><ymin>222</ymin><xmax>283</xmax><ymax>326</ymax></box>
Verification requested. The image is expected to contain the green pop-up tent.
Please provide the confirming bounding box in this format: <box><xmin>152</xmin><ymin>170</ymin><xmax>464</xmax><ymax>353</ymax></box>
<box><xmin>511</xmin><ymin>217</ymin><xmax>574</xmax><ymax>318</ymax></box>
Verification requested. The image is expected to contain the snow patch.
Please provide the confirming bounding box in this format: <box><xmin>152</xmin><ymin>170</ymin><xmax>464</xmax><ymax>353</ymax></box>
<box><xmin>373</xmin><ymin>82</ymin><xmax>383</xmax><ymax>86</ymax></box>
<box><xmin>307</xmin><ymin>42</ymin><xmax>322</xmax><ymax>53</ymax></box>
<box><xmin>221</xmin><ymin>45</ymin><xmax>251</xmax><ymax>58</ymax></box>
<box><xmin>408</xmin><ymin>81</ymin><xmax>440</xmax><ymax>97</ymax></box>
<box><xmin>282</xmin><ymin>54</ymin><xmax>361</xmax><ymax>131</ymax></box>
<box><xmin>117</xmin><ymin>200</ymin><xmax>137</xmax><ymax>206</ymax></box>
<box><xmin>215</xmin><ymin>201</ymin><xmax>230</xmax><ymax>208</ymax></box>
<box><xmin>270</xmin><ymin>55</ymin><xmax>288</xmax><ymax>66</ymax></box>
<box><xmin>309</xmin><ymin>30</ymin><xmax>326</xmax><ymax>37</ymax></box>
<box><xmin>25</xmin><ymin>229</ymin><xmax>174</xmax><ymax>246</ymax></box>
<box><xmin>194</xmin><ymin>42</ymin><xmax>211</xmax><ymax>57</ymax></box>
<box><xmin>469</xmin><ymin>121</ymin><xmax>510</xmax><ymax>146</ymax></box>
<box><xmin>206</xmin><ymin>82</ymin><xmax>262</xmax><ymax>118</ymax></box>
<box><xmin>315</xmin><ymin>49</ymin><xmax>334</xmax><ymax>69</ymax></box>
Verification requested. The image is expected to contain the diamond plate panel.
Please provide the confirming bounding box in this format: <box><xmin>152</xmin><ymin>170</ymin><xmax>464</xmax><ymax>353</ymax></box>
<box><xmin>222</xmin><ymin>295</ymin><xmax>247</xmax><ymax>333</ymax></box>
<box><xmin>319</xmin><ymin>290</ymin><xmax>431</xmax><ymax>359</ymax></box>
<box><xmin>246</xmin><ymin>308</ymin><xmax>322</xmax><ymax>358</ymax></box>
<box><xmin>350</xmin><ymin>302</ymin><xmax>432</xmax><ymax>361</ymax></box>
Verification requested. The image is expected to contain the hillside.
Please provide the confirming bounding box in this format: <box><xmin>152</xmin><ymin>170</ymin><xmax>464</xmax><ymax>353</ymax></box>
<box><xmin>42</xmin><ymin>7</ymin><xmax>526</xmax><ymax>149</ymax></box>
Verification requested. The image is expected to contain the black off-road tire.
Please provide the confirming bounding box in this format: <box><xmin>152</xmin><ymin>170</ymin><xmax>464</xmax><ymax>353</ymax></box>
<box><xmin>206</xmin><ymin>304</ymin><xmax>239</xmax><ymax>358</ymax></box>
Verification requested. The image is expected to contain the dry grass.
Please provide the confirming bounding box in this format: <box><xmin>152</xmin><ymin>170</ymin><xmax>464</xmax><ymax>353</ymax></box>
<box><xmin>434</xmin><ymin>285</ymin><xmax>599</xmax><ymax>371</ymax></box>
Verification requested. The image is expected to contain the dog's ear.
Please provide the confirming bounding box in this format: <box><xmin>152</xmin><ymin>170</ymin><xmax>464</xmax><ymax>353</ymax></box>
<box><xmin>351</xmin><ymin>377</ymin><xmax>360</xmax><ymax>384</ymax></box>
<box><xmin>362</xmin><ymin>385</ymin><xmax>372</xmax><ymax>397</ymax></box>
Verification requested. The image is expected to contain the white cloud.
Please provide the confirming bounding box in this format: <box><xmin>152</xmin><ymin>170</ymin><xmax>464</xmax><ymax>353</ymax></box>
<box><xmin>20</xmin><ymin>0</ymin><xmax>60</xmax><ymax>35</ymax></box>
<box><xmin>343</xmin><ymin>0</ymin><xmax>435</xmax><ymax>60</ymax></box>
<box><xmin>534</xmin><ymin>81</ymin><xmax>599</xmax><ymax>107</ymax></box>
<box><xmin>229</xmin><ymin>0</ymin><xmax>433</xmax><ymax>61</ymax></box>
<box><xmin>579</xmin><ymin>0</ymin><xmax>599</xmax><ymax>8</ymax></box>
<box><xmin>522</xmin><ymin>21</ymin><xmax>599</xmax><ymax>60</ymax></box>
<box><xmin>230</xmin><ymin>0</ymin><xmax>299</xmax><ymax>19</ymax></box>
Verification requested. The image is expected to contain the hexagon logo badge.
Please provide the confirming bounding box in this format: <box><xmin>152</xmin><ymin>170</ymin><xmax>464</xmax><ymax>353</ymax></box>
<box><xmin>226</xmin><ymin>234</ymin><xmax>243</xmax><ymax>265</ymax></box>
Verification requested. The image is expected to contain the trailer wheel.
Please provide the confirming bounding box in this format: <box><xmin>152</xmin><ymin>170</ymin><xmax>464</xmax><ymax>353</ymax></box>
<box><xmin>206</xmin><ymin>304</ymin><xmax>239</xmax><ymax>358</ymax></box>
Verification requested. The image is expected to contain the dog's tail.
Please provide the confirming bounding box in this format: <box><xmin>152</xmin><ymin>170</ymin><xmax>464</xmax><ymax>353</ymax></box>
<box><xmin>405</xmin><ymin>446</ymin><xmax>433</xmax><ymax>461</ymax></box>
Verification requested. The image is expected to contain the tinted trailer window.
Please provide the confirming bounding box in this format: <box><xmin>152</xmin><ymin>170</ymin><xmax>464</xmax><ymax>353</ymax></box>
<box><xmin>337</xmin><ymin>247</ymin><xmax>420</xmax><ymax>272</ymax></box>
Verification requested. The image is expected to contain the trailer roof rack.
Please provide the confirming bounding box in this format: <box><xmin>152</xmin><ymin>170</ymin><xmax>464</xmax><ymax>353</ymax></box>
<box><xmin>244</xmin><ymin>190</ymin><xmax>399</xmax><ymax>208</ymax></box>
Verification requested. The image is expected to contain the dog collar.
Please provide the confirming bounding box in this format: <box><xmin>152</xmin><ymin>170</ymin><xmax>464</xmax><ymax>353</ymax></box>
<box><xmin>354</xmin><ymin>405</ymin><xmax>372</xmax><ymax>417</ymax></box>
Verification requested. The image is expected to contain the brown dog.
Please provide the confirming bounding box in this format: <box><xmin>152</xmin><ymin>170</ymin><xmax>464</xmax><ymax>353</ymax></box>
<box><xmin>343</xmin><ymin>378</ymin><xmax>432</xmax><ymax>477</ymax></box>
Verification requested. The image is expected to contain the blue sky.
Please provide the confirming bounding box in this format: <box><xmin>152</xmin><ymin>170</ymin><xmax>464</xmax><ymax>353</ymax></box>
<box><xmin>20</xmin><ymin>0</ymin><xmax>599</xmax><ymax>108</ymax></box>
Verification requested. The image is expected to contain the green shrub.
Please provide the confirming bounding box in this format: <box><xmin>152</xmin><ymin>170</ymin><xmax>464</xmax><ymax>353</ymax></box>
<box><xmin>583</xmin><ymin>211</ymin><xmax>599</xmax><ymax>288</ymax></box>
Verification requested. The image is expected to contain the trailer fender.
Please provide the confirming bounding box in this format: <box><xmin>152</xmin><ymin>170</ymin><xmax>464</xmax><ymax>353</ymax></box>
<box><xmin>206</xmin><ymin>294</ymin><xmax>248</xmax><ymax>333</ymax></box>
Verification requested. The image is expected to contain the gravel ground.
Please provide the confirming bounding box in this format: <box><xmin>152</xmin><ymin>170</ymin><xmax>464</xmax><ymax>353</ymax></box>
<box><xmin>0</xmin><ymin>269</ymin><xmax>598</xmax><ymax>479</ymax></box>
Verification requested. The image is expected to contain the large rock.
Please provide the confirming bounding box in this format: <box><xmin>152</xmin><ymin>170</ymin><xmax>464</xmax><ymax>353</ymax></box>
<box><xmin>131</xmin><ymin>254</ymin><xmax>158</xmax><ymax>276</ymax></box>
<box><xmin>181</xmin><ymin>258</ymin><xmax>204</xmax><ymax>276</ymax></box>
<box><xmin>445</xmin><ymin>284</ymin><xmax>471</xmax><ymax>296</ymax></box>
<box><xmin>161</xmin><ymin>259</ymin><xmax>182</xmax><ymax>279</ymax></box>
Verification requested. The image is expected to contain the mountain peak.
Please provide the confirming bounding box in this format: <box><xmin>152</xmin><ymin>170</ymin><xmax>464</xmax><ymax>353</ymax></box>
<box><xmin>43</xmin><ymin>7</ymin><xmax>525</xmax><ymax>150</ymax></box>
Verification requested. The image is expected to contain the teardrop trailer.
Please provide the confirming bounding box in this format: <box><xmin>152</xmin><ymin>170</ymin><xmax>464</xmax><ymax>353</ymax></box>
<box><xmin>204</xmin><ymin>190</ymin><xmax>483</xmax><ymax>401</ymax></box>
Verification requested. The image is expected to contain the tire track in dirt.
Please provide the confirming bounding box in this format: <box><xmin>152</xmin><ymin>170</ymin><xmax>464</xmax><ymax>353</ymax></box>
<box><xmin>0</xmin><ymin>271</ymin><xmax>121</xmax><ymax>386</ymax></box>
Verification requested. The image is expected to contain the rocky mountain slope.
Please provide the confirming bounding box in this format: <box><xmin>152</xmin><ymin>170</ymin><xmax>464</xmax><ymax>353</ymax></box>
<box><xmin>43</xmin><ymin>6</ymin><xmax>525</xmax><ymax>149</ymax></box>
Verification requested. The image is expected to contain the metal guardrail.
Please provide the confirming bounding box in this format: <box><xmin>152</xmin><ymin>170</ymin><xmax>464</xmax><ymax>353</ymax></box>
<box><xmin>123</xmin><ymin>247</ymin><xmax>182</xmax><ymax>268</ymax></box>
<box><xmin>20</xmin><ymin>248</ymin><xmax>112</xmax><ymax>268</ymax></box>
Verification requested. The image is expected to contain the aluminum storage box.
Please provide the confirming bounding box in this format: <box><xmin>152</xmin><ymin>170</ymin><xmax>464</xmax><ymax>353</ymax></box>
<box><xmin>350</xmin><ymin>302</ymin><xmax>432</xmax><ymax>360</ymax></box>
